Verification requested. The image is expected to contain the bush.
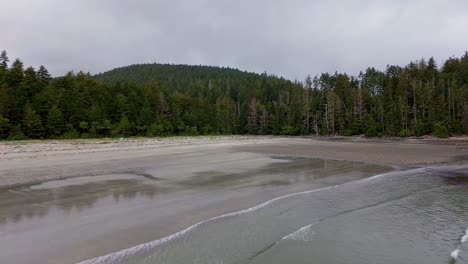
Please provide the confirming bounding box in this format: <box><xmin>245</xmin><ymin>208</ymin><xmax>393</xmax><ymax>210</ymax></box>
<box><xmin>0</xmin><ymin>115</ymin><xmax>10</xmax><ymax>138</ymax></box>
<box><xmin>363</xmin><ymin>114</ymin><xmax>381</xmax><ymax>137</ymax></box>
<box><xmin>201</xmin><ymin>125</ymin><xmax>212</xmax><ymax>135</ymax></box>
<box><xmin>412</xmin><ymin>120</ymin><xmax>431</xmax><ymax>136</ymax></box>
<box><xmin>341</xmin><ymin>129</ymin><xmax>354</xmax><ymax>136</ymax></box>
<box><xmin>147</xmin><ymin>123</ymin><xmax>165</xmax><ymax>137</ymax></box>
<box><xmin>365</xmin><ymin>126</ymin><xmax>382</xmax><ymax>137</ymax></box>
<box><xmin>448</xmin><ymin>120</ymin><xmax>463</xmax><ymax>135</ymax></box>
<box><xmin>189</xmin><ymin>126</ymin><xmax>199</xmax><ymax>135</ymax></box>
<box><xmin>433</xmin><ymin>122</ymin><xmax>449</xmax><ymax>138</ymax></box>
<box><xmin>60</xmin><ymin>128</ymin><xmax>80</xmax><ymax>139</ymax></box>
<box><xmin>365</xmin><ymin>127</ymin><xmax>382</xmax><ymax>137</ymax></box>
<box><xmin>80</xmin><ymin>133</ymin><xmax>93</xmax><ymax>139</ymax></box>
<box><xmin>280</xmin><ymin>126</ymin><xmax>300</xmax><ymax>136</ymax></box>
<box><xmin>8</xmin><ymin>125</ymin><xmax>27</xmax><ymax>140</ymax></box>
<box><xmin>398</xmin><ymin>129</ymin><xmax>413</xmax><ymax>137</ymax></box>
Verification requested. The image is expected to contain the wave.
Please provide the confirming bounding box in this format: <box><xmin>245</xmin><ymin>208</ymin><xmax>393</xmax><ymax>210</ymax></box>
<box><xmin>78</xmin><ymin>166</ymin><xmax>450</xmax><ymax>264</ymax></box>
<box><xmin>281</xmin><ymin>224</ymin><xmax>316</xmax><ymax>242</ymax></box>
<box><xmin>450</xmin><ymin>227</ymin><xmax>468</xmax><ymax>262</ymax></box>
<box><xmin>462</xmin><ymin>228</ymin><xmax>468</xmax><ymax>244</ymax></box>
<box><xmin>78</xmin><ymin>185</ymin><xmax>339</xmax><ymax>264</ymax></box>
<box><xmin>452</xmin><ymin>248</ymin><xmax>461</xmax><ymax>260</ymax></box>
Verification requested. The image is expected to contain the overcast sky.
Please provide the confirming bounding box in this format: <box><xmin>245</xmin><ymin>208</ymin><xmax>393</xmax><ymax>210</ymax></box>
<box><xmin>2</xmin><ymin>0</ymin><xmax>468</xmax><ymax>80</ymax></box>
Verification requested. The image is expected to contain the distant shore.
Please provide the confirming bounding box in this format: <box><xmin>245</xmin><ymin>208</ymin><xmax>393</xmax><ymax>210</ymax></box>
<box><xmin>0</xmin><ymin>135</ymin><xmax>467</xmax><ymax>189</ymax></box>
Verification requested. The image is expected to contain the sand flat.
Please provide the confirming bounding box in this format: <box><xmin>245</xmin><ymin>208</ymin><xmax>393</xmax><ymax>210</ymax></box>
<box><xmin>0</xmin><ymin>136</ymin><xmax>467</xmax><ymax>188</ymax></box>
<box><xmin>0</xmin><ymin>136</ymin><xmax>467</xmax><ymax>264</ymax></box>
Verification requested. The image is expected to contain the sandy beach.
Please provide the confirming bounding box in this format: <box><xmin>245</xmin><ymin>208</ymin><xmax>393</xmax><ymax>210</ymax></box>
<box><xmin>0</xmin><ymin>136</ymin><xmax>467</xmax><ymax>264</ymax></box>
<box><xmin>0</xmin><ymin>136</ymin><xmax>467</xmax><ymax>189</ymax></box>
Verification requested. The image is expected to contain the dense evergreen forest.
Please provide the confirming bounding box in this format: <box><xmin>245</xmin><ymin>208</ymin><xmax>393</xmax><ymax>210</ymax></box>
<box><xmin>1</xmin><ymin>50</ymin><xmax>468</xmax><ymax>140</ymax></box>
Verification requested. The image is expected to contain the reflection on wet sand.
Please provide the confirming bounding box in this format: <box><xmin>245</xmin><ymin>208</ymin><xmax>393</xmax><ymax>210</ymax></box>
<box><xmin>0</xmin><ymin>156</ymin><xmax>392</xmax><ymax>264</ymax></box>
<box><xmin>181</xmin><ymin>157</ymin><xmax>390</xmax><ymax>188</ymax></box>
<box><xmin>0</xmin><ymin>178</ymin><xmax>162</xmax><ymax>225</ymax></box>
<box><xmin>0</xmin><ymin>157</ymin><xmax>390</xmax><ymax>226</ymax></box>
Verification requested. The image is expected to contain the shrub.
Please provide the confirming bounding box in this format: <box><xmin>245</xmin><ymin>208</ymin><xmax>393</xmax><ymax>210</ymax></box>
<box><xmin>189</xmin><ymin>126</ymin><xmax>199</xmax><ymax>135</ymax></box>
<box><xmin>0</xmin><ymin>115</ymin><xmax>10</xmax><ymax>138</ymax></box>
<box><xmin>448</xmin><ymin>120</ymin><xmax>463</xmax><ymax>135</ymax></box>
<box><xmin>364</xmin><ymin>114</ymin><xmax>381</xmax><ymax>137</ymax></box>
<box><xmin>413</xmin><ymin>120</ymin><xmax>431</xmax><ymax>136</ymax></box>
<box><xmin>60</xmin><ymin>127</ymin><xmax>80</xmax><ymax>139</ymax></box>
<box><xmin>280</xmin><ymin>126</ymin><xmax>300</xmax><ymax>136</ymax></box>
<box><xmin>398</xmin><ymin>129</ymin><xmax>413</xmax><ymax>137</ymax></box>
<box><xmin>147</xmin><ymin>123</ymin><xmax>164</xmax><ymax>137</ymax></box>
<box><xmin>342</xmin><ymin>129</ymin><xmax>354</xmax><ymax>136</ymax></box>
<box><xmin>8</xmin><ymin>125</ymin><xmax>27</xmax><ymax>140</ymax></box>
<box><xmin>433</xmin><ymin>122</ymin><xmax>449</xmax><ymax>138</ymax></box>
<box><xmin>201</xmin><ymin>125</ymin><xmax>212</xmax><ymax>135</ymax></box>
<box><xmin>365</xmin><ymin>127</ymin><xmax>382</xmax><ymax>137</ymax></box>
<box><xmin>80</xmin><ymin>133</ymin><xmax>93</xmax><ymax>139</ymax></box>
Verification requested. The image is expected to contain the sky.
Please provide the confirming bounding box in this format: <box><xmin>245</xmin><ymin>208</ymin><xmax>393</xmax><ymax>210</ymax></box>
<box><xmin>2</xmin><ymin>0</ymin><xmax>468</xmax><ymax>80</ymax></box>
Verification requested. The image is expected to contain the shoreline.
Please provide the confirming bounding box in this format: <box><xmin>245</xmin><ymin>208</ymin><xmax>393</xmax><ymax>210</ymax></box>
<box><xmin>76</xmin><ymin>166</ymin><xmax>426</xmax><ymax>264</ymax></box>
<box><xmin>1</xmin><ymin>136</ymin><xmax>467</xmax><ymax>264</ymax></box>
<box><xmin>1</xmin><ymin>135</ymin><xmax>467</xmax><ymax>189</ymax></box>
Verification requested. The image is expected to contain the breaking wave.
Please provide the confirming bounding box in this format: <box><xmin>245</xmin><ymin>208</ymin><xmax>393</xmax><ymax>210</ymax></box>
<box><xmin>450</xmin><ymin>227</ymin><xmax>468</xmax><ymax>262</ymax></box>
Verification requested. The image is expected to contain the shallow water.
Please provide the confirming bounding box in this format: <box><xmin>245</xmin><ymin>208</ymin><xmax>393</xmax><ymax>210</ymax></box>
<box><xmin>80</xmin><ymin>165</ymin><xmax>468</xmax><ymax>264</ymax></box>
<box><xmin>0</xmin><ymin>155</ymin><xmax>389</xmax><ymax>264</ymax></box>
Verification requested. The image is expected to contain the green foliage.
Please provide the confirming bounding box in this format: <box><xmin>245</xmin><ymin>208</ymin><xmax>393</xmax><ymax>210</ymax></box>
<box><xmin>8</xmin><ymin>125</ymin><xmax>26</xmax><ymax>140</ymax></box>
<box><xmin>398</xmin><ymin>129</ymin><xmax>414</xmax><ymax>137</ymax></box>
<box><xmin>22</xmin><ymin>105</ymin><xmax>44</xmax><ymax>138</ymax></box>
<box><xmin>413</xmin><ymin>120</ymin><xmax>431</xmax><ymax>136</ymax></box>
<box><xmin>79</xmin><ymin>121</ymin><xmax>89</xmax><ymax>134</ymax></box>
<box><xmin>147</xmin><ymin>123</ymin><xmax>165</xmax><ymax>137</ymax></box>
<box><xmin>60</xmin><ymin>125</ymin><xmax>80</xmax><ymax>139</ymax></box>
<box><xmin>0</xmin><ymin>50</ymin><xmax>9</xmax><ymax>70</ymax></box>
<box><xmin>47</xmin><ymin>105</ymin><xmax>65</xmax><ymax>137</ymax></box>
<box><xmin>280</xmin><ymin>126</ymin><xmax>300</xmax><ymax>136</ymax></box>
<box><xmin>2</xmin><ymin>50</ymin><xmax>468</xmax><ymax>140</ymax></box>
<box><xmin>364</xmin><ymin>115</ymin><xmax>381</xmax><ymax>137</ymax></box>
<box><xmin>433</xmin><ymin>122</ymin><xmax>449</xmax><ymax>138</ymax></box>
<box><xmin>448</xmin><ymin>120</ymin><xmax>464</xmax><ymax>135</ymax></box>
<box><xmin>118</xmin><ymin>115</ymin><xmax>133</xmax><ymax>137</ymax></box>
<box><xmin>201</xmin><ymin>125</ymin><xmax>212</xmax><ymax>135</ymax></box>
<box><xmin>0</xmin><ymin>115</ymin><xmax>10</xmax><ymax>138</ymax></box>
<box><xmin>341</xmin><ymin>129</ymin><xmax>354</xmax><ymax>136</ymax></box>
<box><xmin>365</xmin><ymin>128</ymin><xmax>382</xmax><ymax>137</ymax></box>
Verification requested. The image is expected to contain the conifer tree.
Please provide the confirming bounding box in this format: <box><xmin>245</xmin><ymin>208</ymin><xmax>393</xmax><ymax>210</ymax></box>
<box><xmin>47</xmin><ymin>105</ymin><xmax>65</xmax><ymax>137</ymax></box>
<box><xmin>0</xmin><ymin>115</ymin><xmax>10</xmax><ymax>138</ymax></box>
<box><xmin>0</xmin><ymin>50</ymin><xmax>8</xmax><ymax>70</ymax></box>
<box><xmin>118</xmin><ymin>115</ymin><xmax>133</xmax><ymax>137</ymax></box>
<box><xmin>22</xmin><ymin>105</ymin><xmax>44</xmax><ymax>138</ymax></box>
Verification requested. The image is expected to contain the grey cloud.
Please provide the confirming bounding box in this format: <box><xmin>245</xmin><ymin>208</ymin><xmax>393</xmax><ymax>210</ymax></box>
<box><xmin>2</xmin><ymin>0</ymin><xmax>468</xmax><ymax>80</ymax></box>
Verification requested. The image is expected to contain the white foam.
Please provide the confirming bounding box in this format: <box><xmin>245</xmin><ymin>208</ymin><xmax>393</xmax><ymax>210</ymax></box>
<box><xmin>78</xmin><ymin>184</ymin><xmax>337</xmax><ymax>264</ymax></box>
<box><xmin>449</xmin><ymin>227</ymin><xmax>468</xmax><ymax>261</ymax></box>
<box><xmin>451</xmin><ymin>248</ymin><xmax>460</xmax><ymax>260</ymax></box>
<box><xmin>77</xmin><ymin>168</ymin><xmax>424</xmax><ymax>264</ymax></box>
<box><xmin>461</xmin><ymin>227</ymin><xmax>468</xmax><ymax>243</ymax></box>
<box><xmin>281</xmin><ymin>224</ymin><xmax>315</xmax><ymax>242</ymax></box>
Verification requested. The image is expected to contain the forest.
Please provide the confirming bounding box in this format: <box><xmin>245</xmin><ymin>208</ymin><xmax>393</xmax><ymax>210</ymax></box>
<box><xmin>0</xmin><ymin>50</ymin><xmax>468</xmax><ymax>140</ymax></box>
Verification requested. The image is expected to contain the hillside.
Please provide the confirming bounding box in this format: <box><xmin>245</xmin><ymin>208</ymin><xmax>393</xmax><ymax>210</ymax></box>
<box><xmin>95</xmin><ymin>63</ymin><xmax>275</xmax><ymax>85</ymax></box>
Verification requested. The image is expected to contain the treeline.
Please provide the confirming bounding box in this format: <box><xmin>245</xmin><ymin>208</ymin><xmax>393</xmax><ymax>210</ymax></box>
<box><xmin>0</xmin><ymin>50</ymin><xmax>467</xmax><ymax>140</ymax></box>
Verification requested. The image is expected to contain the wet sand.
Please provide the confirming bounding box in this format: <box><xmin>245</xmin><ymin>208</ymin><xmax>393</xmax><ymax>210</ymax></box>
<box><xmin>0</xmin><ymin>136</ymin><xmax>467</xmax><ymax>263</ymax></box>
<box><xmin>0</xmin><ymin>136</ymin><xmax>467</xmax><ymax>188</ymax></box>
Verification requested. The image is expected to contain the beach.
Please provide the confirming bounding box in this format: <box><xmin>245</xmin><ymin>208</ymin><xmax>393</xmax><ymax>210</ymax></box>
<box><xmin>0</xmin><ymin>136</ymin><xmax>467</xmax><ymax>264</ymax></box>
<box><xmin>1</xmin><ymin>136</ymin><xmax>467</xmax><ymax>188</ymax></box>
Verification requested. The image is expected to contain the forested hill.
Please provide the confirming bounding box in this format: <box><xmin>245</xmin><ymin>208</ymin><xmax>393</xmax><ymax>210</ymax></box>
<box><xmin>95</xmin><ymin>63</ymin><xmax>270</xmax><ymax>85</ymax></box>
<box><xmin>1</xmin><ymin>49</ymin><xmax>468</xmax><ymax>140</ymax></box>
